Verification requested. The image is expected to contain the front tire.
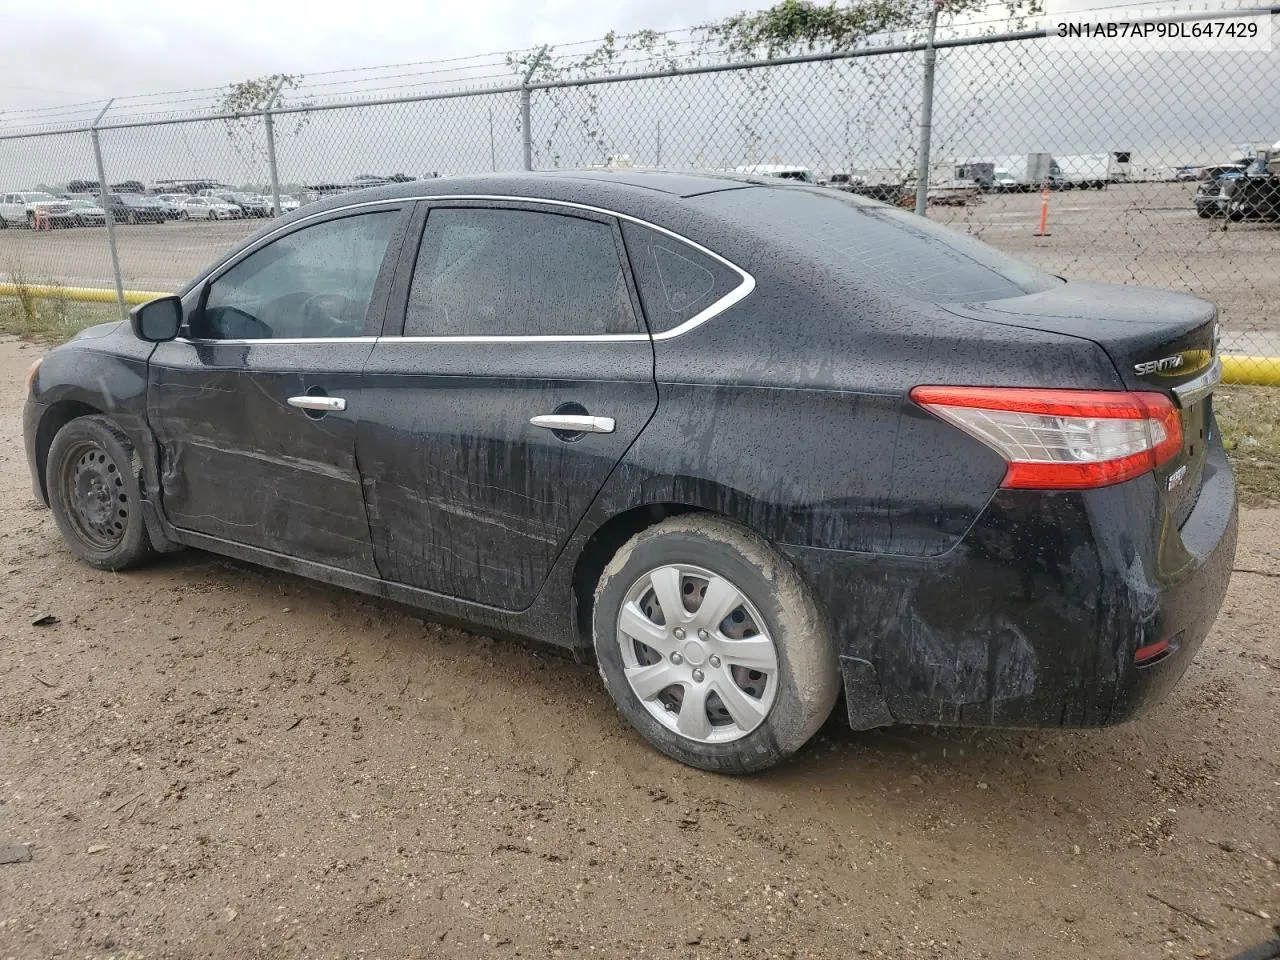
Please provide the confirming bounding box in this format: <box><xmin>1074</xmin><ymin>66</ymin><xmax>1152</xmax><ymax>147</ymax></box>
<box><xmin>45</xmin><ymin>416</ymin><xmax>156</xmax><ymax>571</ymax></box>
<box><xmin>592</xmin><ymin>515</ymin><xmax>840</xmax><ymax>773</ymax></box>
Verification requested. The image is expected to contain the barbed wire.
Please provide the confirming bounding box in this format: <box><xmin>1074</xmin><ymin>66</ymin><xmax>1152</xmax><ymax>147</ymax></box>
<box><xmin>0</xmin><ymin>0</ymin><xmax>1267</xmax><ymax>135</ymax></box>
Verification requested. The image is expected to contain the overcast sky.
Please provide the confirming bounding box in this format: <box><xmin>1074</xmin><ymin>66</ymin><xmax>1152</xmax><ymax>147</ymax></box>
<box><xmin>0</xmin><ymin>0</ymin><xmax>1233</xmax><ymax>112</ymax></box>
<box><xmin>0</xmin><ymin>0</ymin><xmax>767</xmax><ymax>110</ymax></box>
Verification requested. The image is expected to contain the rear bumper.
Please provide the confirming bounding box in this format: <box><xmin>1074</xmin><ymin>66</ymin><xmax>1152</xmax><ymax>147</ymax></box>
<box><xmin>783</xmin><ymin>439</ymin><xmax>1237</xmax><ymax>730</ymax></box>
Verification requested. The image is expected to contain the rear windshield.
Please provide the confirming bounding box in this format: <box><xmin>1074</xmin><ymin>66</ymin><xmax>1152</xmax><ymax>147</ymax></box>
<box><xmin>703</xmin><ymin>186</ymin><xmax>1062</xmax><ymax>304</ymax></box>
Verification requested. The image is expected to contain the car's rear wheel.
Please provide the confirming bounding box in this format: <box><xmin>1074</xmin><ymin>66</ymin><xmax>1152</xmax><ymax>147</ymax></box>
<box><xmin>46</xmin><ymin>416</ymin><xmax>156</xmax><ymax>571</ymax></box>
<box><xmin>592</xmin><ymin>515</ymin><xmax>839</xmax><ymax>773</ymax></box>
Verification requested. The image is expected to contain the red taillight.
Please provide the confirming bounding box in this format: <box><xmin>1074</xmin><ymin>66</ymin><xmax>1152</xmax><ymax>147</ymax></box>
<box><xmin>910</xmin><ymin>386</ymin><xmax>1183</xmax><ymax>490</ymax></box>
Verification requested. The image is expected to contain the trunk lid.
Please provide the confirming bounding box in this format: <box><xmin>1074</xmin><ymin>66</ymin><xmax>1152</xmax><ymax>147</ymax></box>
<box><xmin>945</xmin><ymin>281</ymin><xmax>1220</xmax><ymax>525</ymax></box>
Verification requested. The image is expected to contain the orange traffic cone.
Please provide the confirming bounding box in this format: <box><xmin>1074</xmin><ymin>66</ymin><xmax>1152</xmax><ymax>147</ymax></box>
<box><xmin>1033</xmin><ymin>184</ymin><xmax>1051</xmax><ymax>237</ymax></box>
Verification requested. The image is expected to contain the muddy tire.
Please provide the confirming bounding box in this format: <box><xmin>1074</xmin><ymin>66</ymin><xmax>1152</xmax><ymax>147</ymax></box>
<box><xmin>45</xmin><ymin>416</ymin><xmax>156</xmax><ymax>571</ymax></box>
<box><xmin>593</xmin><ymin>515</ymin><xmax>840</xmax><ymax>774</ymax></box>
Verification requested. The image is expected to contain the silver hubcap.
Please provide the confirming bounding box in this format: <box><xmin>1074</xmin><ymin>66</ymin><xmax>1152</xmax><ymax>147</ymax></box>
<box><xmin>616</xmin><ymin>563</ymin><xmax>779</xmax><ymax>744</ymax></box>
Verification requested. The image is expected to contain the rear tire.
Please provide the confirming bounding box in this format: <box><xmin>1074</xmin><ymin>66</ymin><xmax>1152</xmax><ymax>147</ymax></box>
<box><xmin>592</xmin><ymin>515</ymin><xmax>840</xmax><ymax>773</ymax></box>
<box><xmin>45</xmin><ymin>416</ymin><xmax>156</xmax><ymax>571</ymax></box>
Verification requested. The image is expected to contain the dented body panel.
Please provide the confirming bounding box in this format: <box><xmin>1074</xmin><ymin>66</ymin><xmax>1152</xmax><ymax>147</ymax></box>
<box><xmin>22</xmin><ymin>170</ymin><xmax>1238</xmax><ymax>736</ymax></box>
<box><xmin>147</xmin><ymin>339</ymin><xmax>379</xmax><ymax>573</ymax></box>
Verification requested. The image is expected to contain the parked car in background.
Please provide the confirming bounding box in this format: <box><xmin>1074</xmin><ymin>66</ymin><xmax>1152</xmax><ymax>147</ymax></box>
<box><xmin>1193</xmin><ymin>163</ymin><xmax>1248</xmax><ymax>218</ymax></box>
<box><xmin>228</xmin><ymin>193</ymin><xmax>272</xmax><ymax>218</ymax></box>
<box><xmin>733</xmin><ymin>164</ymin><xmax>815</xmax><ymax>183</ymax></box>
<box><xmin>181</xmin><ymin>196</ymin><xmax>242</xmax><ymax>220</ymax></box>
<box><xmin>23</xmin><ymin>171</ymin><xmax>1236</xmax><ymax>773</ymax></box>
<box><xmin>152</xmin><ymin>194</ymin><xmax>189</xmax><ymax>220</ymax></box>
<box><xmin>1223</xmin><ymin>158</ymin><xmax>1280</xmax><ymax>222</ymax></box>
<box><xmin>989</xmin><ymin>167</ymin><xmax>1019</xmax><ymax>191</ymax></box>
<box><xmin>1174</xmin><ymin>165</ymin><xmax>1199</xmax><ymax>182</ymax></box>
<box><xmin>269</xmin><ymin>194</ymin><xmax>302</xmax><ymax>215</ymax></box>
<box><xmin>105</xmin><ymin>193</ymin><xmax>167</xmax><ymax>224</ymax></box>
<box><xmin>66</xmin><ymin>198</ymin><xmax>106</xmax><ymax>226</ymax></box>
<box><xmin>0</xmin><ymin>191</ymin><xmax>75</xmax><ymax>228</ymax></box>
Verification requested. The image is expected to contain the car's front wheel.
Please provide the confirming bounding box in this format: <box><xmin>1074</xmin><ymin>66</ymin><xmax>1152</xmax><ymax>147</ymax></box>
<box><xmin>593</xmin><ymin>515</ymin><xmax>840</xmax><ymax>773</ymax></box>
<box><xmin>46</xmin><ymin>416</ymin><xmax>156</xmax><ymax>571</ymax></box>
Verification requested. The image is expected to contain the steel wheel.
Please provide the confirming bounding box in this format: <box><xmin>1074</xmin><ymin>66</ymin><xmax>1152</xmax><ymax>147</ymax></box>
<box><xmin>59</xmin><ymin>440</ymin><xmax>129</xmax><ymax>551</ymax></box>
<box><xmin>616</xmin><ymin>563</ymin><xmax>779</xmax><ymax>744</ymax></box>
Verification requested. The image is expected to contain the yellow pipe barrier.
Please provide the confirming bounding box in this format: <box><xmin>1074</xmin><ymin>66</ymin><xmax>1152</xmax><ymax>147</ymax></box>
<box><xmin>0</xmin><ymin>282</ymin><xmax>169</xmax><ymax>306</ymax></box>
<box><xmin>2</xmin><ymin>282</ymin><xmax>1280</xmax><ymax>386</ymax></box>
<box><xmin>1221</xmin><ymin>355</ymin><xmax>1280</xmax><ymax>387</ymax></box>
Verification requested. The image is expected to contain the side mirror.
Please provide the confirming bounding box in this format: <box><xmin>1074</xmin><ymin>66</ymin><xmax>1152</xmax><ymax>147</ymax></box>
<box><xmin>130</xmin><ymin>295</ymin><xmax>183</xmax><ymax>343</ymax></box>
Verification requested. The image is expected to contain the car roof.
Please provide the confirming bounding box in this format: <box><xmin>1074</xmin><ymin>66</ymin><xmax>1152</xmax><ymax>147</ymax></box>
<box><xmin>301</xmin><ymin>170</ymin><xmax>761</xmax><ymax>211</ymax></box>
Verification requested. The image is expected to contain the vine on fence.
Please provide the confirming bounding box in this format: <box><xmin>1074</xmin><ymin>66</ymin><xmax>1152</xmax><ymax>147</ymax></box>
<box><xmin>506</xmin><ymin>0</ymin><xmax>1039</xmax><ymax>173</ymax></box>
<box><xmin>218</xmin><ymin>74</ymin><xmax>313</xmax><ymax>179</ymax></box>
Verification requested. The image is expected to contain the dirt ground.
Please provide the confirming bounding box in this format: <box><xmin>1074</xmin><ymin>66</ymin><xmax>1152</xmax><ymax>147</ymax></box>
<box><xmin>0</xmin><ymin>334</ymin><xmax>1277</xmax><ymax>960</ymax></box>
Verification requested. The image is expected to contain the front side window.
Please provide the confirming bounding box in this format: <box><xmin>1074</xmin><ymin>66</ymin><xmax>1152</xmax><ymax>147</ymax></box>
<box><xmin>404</xmin><ymin>207</ymin><xmax>637</xmax><ymax>338</ymax></box>
<box><xmin>193</xmin><ymin>211</ymin><xmax>397</xmax><ymax>340</ymax></box>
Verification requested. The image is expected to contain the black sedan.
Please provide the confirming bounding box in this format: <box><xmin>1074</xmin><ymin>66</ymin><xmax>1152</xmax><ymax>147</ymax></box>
<box><xmin>23</xmin><ymin>171</ymin><xmax>1236</xmax><ymax>772</ymax></box>
<box><xmin>104</xmin><ymin>193</ymin><xmax>167</xmax><ymax>224</ymax></box>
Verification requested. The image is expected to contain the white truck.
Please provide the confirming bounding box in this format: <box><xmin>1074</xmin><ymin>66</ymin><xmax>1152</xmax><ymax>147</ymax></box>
<box><xmin>952</xmin><ymin>154</ymin><xmax>1061</xmax><ymax>191</ymax></box>
<box><xmin>1056</xmin><ymin>152</ymin><xmax>1131</xmax><ymax>189</ymax></box>
<box><xmin>0</xmin><ymin>191</ymin><xmax>75</xmax><ymax>227</ymax></box>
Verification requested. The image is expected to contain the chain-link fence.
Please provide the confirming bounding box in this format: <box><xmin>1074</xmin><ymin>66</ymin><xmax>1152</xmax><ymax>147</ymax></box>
<box><xmin>1</xmin><ymin>6</ymin><xmax>1278</xmax><ymax>375</ymax></box>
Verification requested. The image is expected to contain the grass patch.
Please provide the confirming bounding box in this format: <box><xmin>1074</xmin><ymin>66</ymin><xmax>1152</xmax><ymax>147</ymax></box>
<box><xmin>1215</xmin><ymin>384</ymin><xmax>1280</xmax><ymax>505</ymax></box>
<box><xmin>0</xmin><ymin>295</ymin><xmax>123</xmax><ymax>345</ymax></box>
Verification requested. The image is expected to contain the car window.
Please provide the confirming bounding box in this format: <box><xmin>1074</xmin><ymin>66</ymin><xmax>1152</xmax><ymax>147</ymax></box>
<box><xmin>620</xmin><ymin>221</ymin><xmax>743</xmax><ymax>334</ymax></box>
<box><xmin>194</xmin><ymin>211</ymin><xmax>397</xmax><ymax>341</ymax></box>
<box><xmin>404</xmin><ymin>207</ymin><xmax>638</xmax><ymax>337</ymax></box>
<box><xmin>699</xmin><ymin>187</ymin><xmax>1060</xmax><ymax>304</ymax></box>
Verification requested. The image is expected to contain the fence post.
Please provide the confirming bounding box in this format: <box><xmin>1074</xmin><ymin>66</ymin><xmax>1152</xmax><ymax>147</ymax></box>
<box><xmin>913</xmin><ymin>2</ymin><xmax>940</xmax><ymax>217</ymax></box>
<box><xmin>89</xmin><ymin>99</ymin><xmax>128</xmax><ymax>323</ymax></box>
<box><xmin>263</xmin><ymin>77</ymin><xmax>286</xmax><ymax>216</ymax></box>
<box><xmin>520</xmin><ymin>46</ymin><xmax>548</xmax><ymax>172</ymax></box>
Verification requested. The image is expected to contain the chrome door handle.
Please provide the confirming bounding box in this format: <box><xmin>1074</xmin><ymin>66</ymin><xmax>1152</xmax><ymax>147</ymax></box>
<box><xmin>530</xmin><ymin>414</ymin><xmax>615</xmax><ymax>434</ymax></box>
<box><xmin>288</xmin><ymin>395</ymin><xmax>346</xmax><ymax>412</ymax></box>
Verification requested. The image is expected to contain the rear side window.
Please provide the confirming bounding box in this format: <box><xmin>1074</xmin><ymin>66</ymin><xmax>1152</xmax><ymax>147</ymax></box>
<box><xmin>699</xmin><ymin>188</ymin><xmax>1060</xmax><ymax>304</ymax></box>
<box><xmin>405</xmin><ymin>207</ymin><xmax>638</xmax><ymax>337</ymax></box>
<box><xmin>620</xmin><ymin>222</ymin><xmax>743</xmax><ymax>334</ymax></box>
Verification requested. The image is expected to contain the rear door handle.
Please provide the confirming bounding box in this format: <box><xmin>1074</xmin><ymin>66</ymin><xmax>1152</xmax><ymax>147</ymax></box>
<box><xmin>530</xmin><ymin>414</ymin><xmax>615</xmax><ymax>434</ymax></box>
<box><xmin>288</xmin><ymin>395</ymin><xmax>347</xmax><ymax>412</ymax></box>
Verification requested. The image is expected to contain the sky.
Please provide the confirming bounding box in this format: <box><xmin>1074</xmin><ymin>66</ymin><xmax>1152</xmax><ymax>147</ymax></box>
<box><xmin>0</xmin><ymin>0</ymin><xmax>1269</xmax><ymax>189</ymax></box>
<box><xmin>0</xmin><ymin>0</ymin><xmax>763</xmax><ymax>110</ymax></box>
